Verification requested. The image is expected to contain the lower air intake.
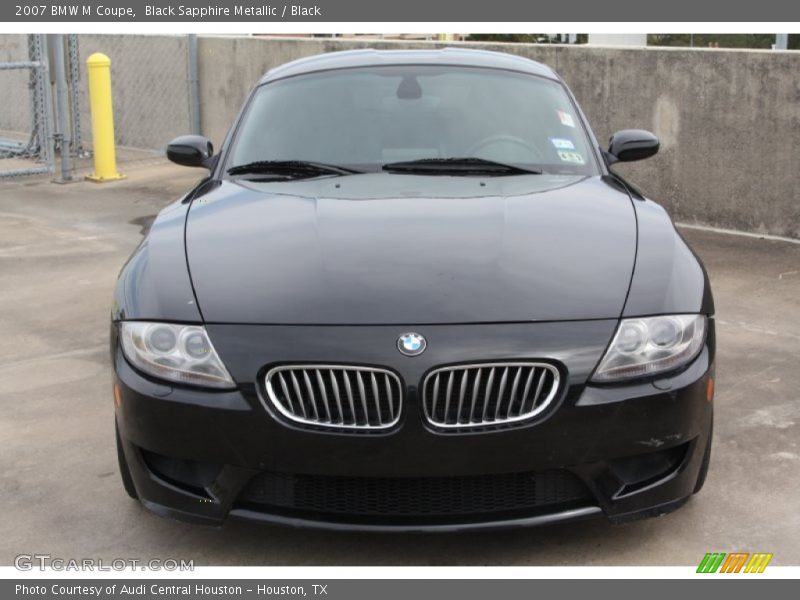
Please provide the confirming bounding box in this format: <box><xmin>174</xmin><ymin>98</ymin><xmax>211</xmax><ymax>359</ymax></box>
<box><xmin>237</xmin><ymin>469</ymin><xmax>591</xmax><ymax>520</ymax></box>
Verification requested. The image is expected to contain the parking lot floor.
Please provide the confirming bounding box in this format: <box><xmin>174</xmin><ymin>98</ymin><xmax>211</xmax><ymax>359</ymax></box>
<box><xmin>1</xmin><ymin>162</ymin><xmax>798</xmax><ymax>566</ymax></box>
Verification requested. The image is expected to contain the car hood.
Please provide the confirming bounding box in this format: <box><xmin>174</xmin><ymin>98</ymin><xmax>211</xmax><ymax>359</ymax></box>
<box><xmin>186</xmin><ymin>173</ymin><xmax>636</xmax><ymax>324</ymax></box>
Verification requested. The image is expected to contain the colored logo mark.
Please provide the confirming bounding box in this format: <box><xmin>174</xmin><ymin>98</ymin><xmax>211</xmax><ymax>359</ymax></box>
<box><xmin>397</xmin><ymin>332</ymin><xmax>427</xmax><ymax>356</ymax></box>
<box><xmin>697</xmin><ymin>552</ymin><xmax>773</xmax><ymax>573</ymax></box>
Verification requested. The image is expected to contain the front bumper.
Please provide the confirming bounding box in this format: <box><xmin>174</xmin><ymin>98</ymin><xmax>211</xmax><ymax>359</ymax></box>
<box><xmin>113</xmin><ymin>320</ymin><xmax>714</xmax><ymax>531</ymax></box>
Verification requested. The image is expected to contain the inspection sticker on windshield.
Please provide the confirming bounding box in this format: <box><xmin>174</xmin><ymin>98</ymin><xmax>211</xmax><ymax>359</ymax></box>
<box><xmin>558</xmin><ymin>150</ymin><xmax>585</xmax><ymax>164</ymax></box>
<box><xmin>550</xmin><ymin>137</ymin><xmax>575</xmax><ymax>150</ymax></box>
<box><xmin>556</xmin><ymin>110</ymin><xmax>576</xmax><ymax>128</ymax></box>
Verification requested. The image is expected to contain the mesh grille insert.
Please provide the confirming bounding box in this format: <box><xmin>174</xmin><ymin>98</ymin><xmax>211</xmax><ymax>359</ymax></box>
<box><xmin>238</xmin><ymin>469</ymin><xmax>591</xmax><ymax>519</ymax></box>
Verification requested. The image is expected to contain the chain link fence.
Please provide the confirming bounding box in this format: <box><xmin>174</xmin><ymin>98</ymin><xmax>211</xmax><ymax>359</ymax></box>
<box><xmin>66</xmin><ymin>34</ymin><xmax>85</xmax><ymax>158</ymax></box>
<box><xmin>0</xmin><ymin>34</ymin><xmax>198</xmax><ymax>179</ymax></box>
<box><xmin>0</xmin><ymin>34</ymin><xmax>55</xmax><ymax>177</ymax></box>
<box><xmin>74</xmin><ymin>34</ymin><xmax>196</xmax><ymax>157</ymax></box>
<box><xmin>0</xmin><ymin>34</ymin><xmax>87</xmax><ymax>179</ymax></box>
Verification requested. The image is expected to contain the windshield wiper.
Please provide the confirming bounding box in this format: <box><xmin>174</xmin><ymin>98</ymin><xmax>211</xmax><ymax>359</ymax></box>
<box><xmin>227</xmin><ymin>160</ymin><xmax>363</xmax><ymax>179</ymax></box>
<box><xmin>382</xmin><ymin>157</ymin><xmax>542</xmax><ymax>176</ymax></box>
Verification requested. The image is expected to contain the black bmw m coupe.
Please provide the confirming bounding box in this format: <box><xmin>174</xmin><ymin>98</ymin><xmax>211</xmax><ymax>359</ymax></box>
<box><xmin>112</xmin><ymin>48</ymin><xmax>715</xmax><ymax>531</ymax></box>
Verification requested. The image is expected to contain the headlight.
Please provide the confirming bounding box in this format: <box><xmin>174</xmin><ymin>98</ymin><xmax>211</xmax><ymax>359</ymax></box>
<box><xmin>591</xmin><ymin>315</ymin><xmax>707</xmax><ymax>382</ymax></box>
<box><xmin>119</xmin><ymin>322</ymin><xmax>235</xmax><ymax>389</ymax></box>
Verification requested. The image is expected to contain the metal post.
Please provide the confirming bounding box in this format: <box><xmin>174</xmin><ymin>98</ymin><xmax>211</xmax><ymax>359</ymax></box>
<box><xmin>67</xmin><ymin>34</ymin><xmax>84</xmax><ymax>156</ymax></box>
<box><xmin>51</xmin><ymin>34</ymin><xmax>73</xmax><ymax>182</ymax></box>
<box><xmin>775</xmin><ymin>34</ymin><xmax>788</xmax><ymax>50</ymax></box>
<box><xmin>86</xmin><ymin>52</ymin><xmax>124</xmax><ymax>182</ymax></box>
<box><xmin>187</xmin><ymin>34</ymin><xmax>201</xmax><ymax>135</ymax></box>
<box><xmin>35</xmin><ymin>35</ymin><xmax>57</xmax><ymax>174</ymax></box>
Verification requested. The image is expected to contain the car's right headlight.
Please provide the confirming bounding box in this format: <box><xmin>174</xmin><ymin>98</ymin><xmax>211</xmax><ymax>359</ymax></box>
<box><xmin>119</xmin><ymin>321</ymin><xmax>235</xmax><ymax>389</ymax></box>
<box><xmin>591</xmin><ymin>314</ymin><xmax>707</xmax><ymax>382</ymax></box>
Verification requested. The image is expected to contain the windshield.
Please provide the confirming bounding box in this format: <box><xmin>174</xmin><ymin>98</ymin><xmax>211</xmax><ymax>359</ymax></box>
<box><xmin>227</xmin><ymin>66</ymin><xmax>599</xmax><ymax>176</ymax></box>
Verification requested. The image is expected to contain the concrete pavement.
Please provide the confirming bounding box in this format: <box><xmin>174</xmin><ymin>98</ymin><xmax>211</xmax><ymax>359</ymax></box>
<box><xmin>1</xmin><ymin>162</ymin><xmax>798</xmax><ymax>566</ymax></box>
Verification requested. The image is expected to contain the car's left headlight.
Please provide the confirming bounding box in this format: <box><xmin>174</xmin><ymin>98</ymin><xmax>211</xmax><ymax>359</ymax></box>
<box><xmin>591</xmin><ymin>314</ymin><xmax>707</xmax><ymax>382</ymax></box>
<box><xmin>118</xmin><ymin>321</ymin><xmax>235</xmax><ymax>389</ymax></box>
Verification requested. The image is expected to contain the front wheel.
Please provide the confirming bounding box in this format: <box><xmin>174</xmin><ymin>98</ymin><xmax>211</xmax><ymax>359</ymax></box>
<box><xmin>116</xmin><ymin>421</ymin><xmax>138</xmax><ymax>499</ymax></box>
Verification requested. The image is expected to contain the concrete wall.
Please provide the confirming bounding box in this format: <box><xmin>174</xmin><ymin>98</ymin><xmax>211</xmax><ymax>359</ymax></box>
<box><xmin>0</xmin><ymin>35</ymin><xmax>798</xmax><ymax>237</ymax></box>
<box><xmin>553</xmin><ymin>45</ymin><xmax>800</xmax><ymax>240</ymax></box>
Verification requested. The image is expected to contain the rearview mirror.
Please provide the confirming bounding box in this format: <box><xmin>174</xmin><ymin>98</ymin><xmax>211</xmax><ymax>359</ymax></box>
<box><xmin>607</xmin><ymin>129</ymin><xmax>660</xmax><ymax>163</ymax></box>
<box><xmin>166</xmin><ymin>135</ymin><xmax>215</xmax><ymax>169</ymax></box>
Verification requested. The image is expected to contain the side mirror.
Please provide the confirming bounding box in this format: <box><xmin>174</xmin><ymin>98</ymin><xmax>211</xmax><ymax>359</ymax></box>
<box><xmin>166</xmin><ymin>135</ymin><xmax>215</xmax><ymax>169</ymax></box>
<box><xmin>607</xmin><ymin>129</ymin><xmax>660</xmax><ymax>163</ymax></box>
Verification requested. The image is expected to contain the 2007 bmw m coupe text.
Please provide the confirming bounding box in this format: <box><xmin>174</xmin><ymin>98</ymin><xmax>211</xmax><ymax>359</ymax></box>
<box><xmin>112</xmin><ymin>49</ymin><xmax>715</xmax><ymax>531</ymax></box>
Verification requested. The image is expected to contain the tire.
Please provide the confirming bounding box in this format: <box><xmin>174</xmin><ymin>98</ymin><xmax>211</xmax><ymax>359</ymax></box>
<box><xmin>693</xmin><ymin>414</ymin><xmax>713</xmax><ymax>494</ymax></box>
<box><xmin>116</xmin><ymin>421</ymin><xmax>139</xmax><ymax>499</ymax></box>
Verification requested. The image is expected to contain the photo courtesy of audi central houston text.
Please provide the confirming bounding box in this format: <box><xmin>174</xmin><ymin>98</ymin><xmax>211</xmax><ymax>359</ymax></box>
<box><xmin>111</xmin><ymin>48</ymin><xmax>715</xmax><ymax>532</ymax></box>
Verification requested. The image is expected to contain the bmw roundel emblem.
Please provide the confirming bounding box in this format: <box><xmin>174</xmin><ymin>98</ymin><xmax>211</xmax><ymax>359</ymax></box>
<box><xmin>397</xmin><ymin>332</ymin><xmax>427</xmax><ymax>356</ymax></box>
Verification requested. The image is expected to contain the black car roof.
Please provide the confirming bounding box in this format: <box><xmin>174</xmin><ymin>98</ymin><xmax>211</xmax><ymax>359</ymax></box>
<box><xmin>258</xmin><ymin>47</ymin><xmax>559</xmax><ymax>84</ymax></box>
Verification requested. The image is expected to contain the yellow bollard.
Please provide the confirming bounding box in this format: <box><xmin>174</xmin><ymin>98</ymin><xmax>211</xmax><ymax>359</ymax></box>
<box><xmin>86</xmin><ymin>52</ymin><xmax>124</xmax><ymax>182</ymax></box>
